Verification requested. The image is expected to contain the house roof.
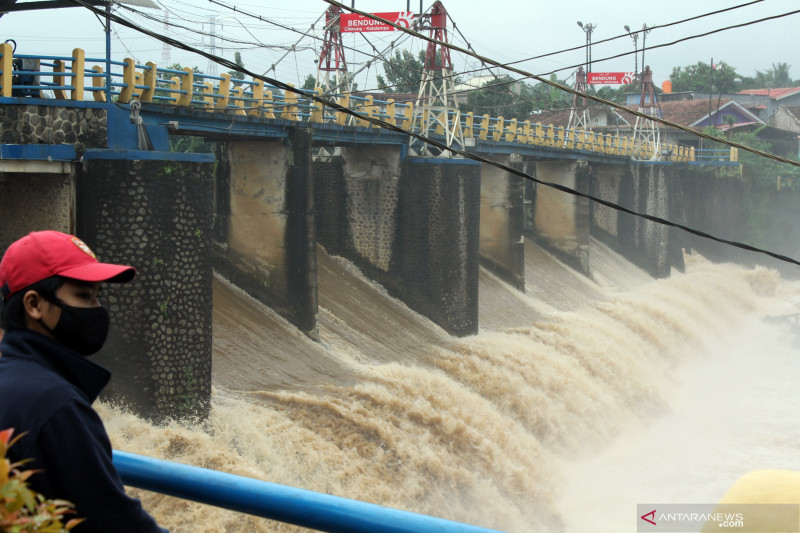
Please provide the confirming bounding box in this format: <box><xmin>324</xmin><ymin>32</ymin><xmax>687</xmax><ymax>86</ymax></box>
<box><xmin>736</xmin><ymin>87</ymin><xmax>800</xmax><ymax>100</ymax></box>
<box><xmin>782</xmin><ymin>106</ymin><xmax>800</xmax><ymax>119</ymax></box>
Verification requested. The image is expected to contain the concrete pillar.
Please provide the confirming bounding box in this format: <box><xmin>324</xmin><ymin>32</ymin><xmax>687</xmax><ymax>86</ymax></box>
<box><xmin>77</xmin><ymin>150</ymin><xmax>215</xmax><ymax>422</ymax></box>
<box><xmin>214</xmin><ymin>129</ymin><xmax>318</xmax><ymax>338</ymax></box>
<box><xmin>392</xmin><ymin>158</ymin><xmax>481</xmax><ymax>337</ymax></box>
<box><xmin>590</xmin><ymin>164</ymin><xmax>623</xmax><ymax>245</ymax></box>
<box><xmin>480</xmin><ymin>155</ymin><xmax>525</xmax><ymax>291</ymax></box>
<box><xmin>0</xmin><ymin>170</ymin><xmax>74</xmax><ymax>251</ymax></box>
<box><xmin>531</xmin><ymin>160</ymin><xmax>591</xmax><ymax>274</ymax></box>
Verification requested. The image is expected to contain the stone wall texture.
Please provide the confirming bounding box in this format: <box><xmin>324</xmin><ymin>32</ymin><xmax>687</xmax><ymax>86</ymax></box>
<box><xmin>391</xmin><ymin>159</ymin><xmax>481</xmax><ymax>337</ymax></box>
<box><xmin>591</xmin><ymin>164</ymin><xmax>621</xmax><ymax>240</ymax></box>
<box><xmin>0</xmin><ymin>104</ymin><xmax>107</xmax><ymax>148</ymax></box>
<box><xmin>77</xmin><ymin>156</ymin><xmax>214</xmax><ymax>422</ymax></box>
<box><xmin>0</xmin><ymin>173</ymin><xmax>73</xmax><ymax>250</ymax></box>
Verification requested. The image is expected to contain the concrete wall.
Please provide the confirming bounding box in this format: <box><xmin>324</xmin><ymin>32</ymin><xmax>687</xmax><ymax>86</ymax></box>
<box><xmin>590</xmin><ymin>164</ymin><xmax>621</xmax><ymax>242</ymax></box>
<box><xmin>77</xmin><ymin>151</ymin><xmax>215</xmax><ymax>422</ymax></box>
<box><xmin>392</xmin><ymin>158</ymin><xmax>481</xmax><ymax>336</ymax></box>
<box><xmin>214</xmin><ymin>130</ymin><xmax>318</xmax><ymax>338</ymax></box>
<box><xmin>0</xmin><ymin>171</ymin><xmax>74</xmax><ymax>251</ymax></box>
<box><xmin>531</xmin><ymin>160</ymin><xmax>591</xmax><ymax>274</ymax></box>
<box><xmin>480</xmin><ymin>155</ymin><xmax>525</xmax><ymax>291</ymax></box>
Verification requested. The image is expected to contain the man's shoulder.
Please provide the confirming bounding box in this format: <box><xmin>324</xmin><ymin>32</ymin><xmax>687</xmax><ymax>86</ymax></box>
<box><xmin>0</xmin><ymin>356</ymin><xmax>86</xmax><ymax>424</ymax></box>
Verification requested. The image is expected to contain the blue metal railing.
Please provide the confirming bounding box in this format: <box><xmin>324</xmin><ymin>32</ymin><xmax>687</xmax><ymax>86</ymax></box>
<box><xmin>113</xmin><ymin>450</ymin><xmax>506</xmax><ymax>533</ymax></box>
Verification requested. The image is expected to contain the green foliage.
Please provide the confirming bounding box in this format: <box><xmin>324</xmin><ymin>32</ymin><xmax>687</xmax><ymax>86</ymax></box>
<box><xmin>228</xmin><ymin>52</ymin><xmax>245</xmax><ymax>86</ymax></box>
<box><xmin>741</xmin><ymin>62</ymin><xmax>794</xmax><ymax>89</ymax></box>
<box><xmin>670</xmin><ymin>61</ymin><xmax>741</xmax><ymax>93</ymax></box>
<box><xmin>302</xmin><ymin>74</ymin><xmax>316</xmax><ymax>91</ymax></box>
<box><xmin>0</xmin><ymin>428</ymin><xmax>83</xmax><ymax>532</ymax></box>
<box><xmin>528</xmin><ymin>74</ymin><xmax>572</xmax><ymax>111</ymax></box>
<box><xmin>169</xmin><ymin>135</ymin><xmax>214</xmax><ymax>154</ymax></box>
<box><xmin>460</xmin><ymin>76</ymin><xmax>536</xmax><ymax>120</ymax></box>
<box><xmin>376</xmin><ymin>49</ymin><xmax>426</xmax><ymax>94</ymax></box>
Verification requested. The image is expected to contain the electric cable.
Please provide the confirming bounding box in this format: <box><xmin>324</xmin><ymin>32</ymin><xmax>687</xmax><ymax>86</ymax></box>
<box><xmin>69</xmin><ymin>0</ymin><xmax>800</xmax><ymax>268</ymax></box>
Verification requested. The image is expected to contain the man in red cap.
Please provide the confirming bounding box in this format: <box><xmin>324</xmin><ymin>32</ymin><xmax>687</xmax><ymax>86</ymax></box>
<box><xmin>0</xmin><ymin>231</ymin><xmax>167</xmax><ymax>532</ymax></box>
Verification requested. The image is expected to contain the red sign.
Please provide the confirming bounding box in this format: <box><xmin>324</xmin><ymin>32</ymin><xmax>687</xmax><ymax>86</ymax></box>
<box><xmin>588</xmin><ymin>72</ymin><xmax>634</xmax><ymax>85</ymax></box>
<box><xmin>340</xmin><ymin>12</ymin><xmax>414</xmax><ymax>33</ymax></box>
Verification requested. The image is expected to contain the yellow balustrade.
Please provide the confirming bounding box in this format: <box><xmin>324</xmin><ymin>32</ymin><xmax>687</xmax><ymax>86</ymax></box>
<box><xmin>249</xmin><ymin>80</ymin><xmax>264</xmax><ymax>117</ymax></box>
<box><xmin>52</xmin><ymin>59</ymin><xmax>67</xmax><ymax>100</ymax></box>
<box><xmin>91</xmin><ymin>65</ymin><xmax>105</xmax><ymax>102</ymax></box>
<box><xmin>282</xmin><ymin>83</ymin><xmax>298</xmax><ymax>121</ymax></box>
<box><xmin>730</xmin><ymin>147</ymin><xmax>738</xmax><ymax>162</ymax></box>
<box><xmin>0</xmin><ymin>42</ymin><xmax>11</xmax><ymax>97</ymax></box>
<box><xmin>70</xmin><ymin>48</ymin><xmax>84</xmax><ymax>101</ymax></box>
<box><xmin>141</xmin><ymin>62</ymin><xmax>156</xmax><ymax>102</ymax></box>
<box><xmin>478</xmin><ymin>114</ymin><xmax>490</xmax><ymax>141</ymax></box>
<box><xmin>177</xmin><ymin>67</ymin><xmax>193</xmax><ymax>106</ymax></box>
<box><xmin>216</xmin><ymin>73</ymin><xmax>231</xmax><ymax>110</ymax></box>
<box><xmin>505</xmin><ymin>118</ymin><xmax>516</xmax><ymax>143</ymax></box>
<box><xmin>545</xmin><ymin>125</ymin><xmax>556</xmax><ymax>147</ymax></box>
<box><xmin>232</xmin><ymin>86</ymin><xmax>247</xmax><ymax>116</ymax></box>
<box><xmin>168</xmin><ymin>77</ymin><xmax>180</xmax><ymax>104</ymax></box>
<box><xmin>689</xmin><ymin>146</ymin><xmax>695</xmax><ymax>162</ymax></box>
<box><xmin>385</xmin><ymin>99</ymin><xmax>395</xmax><ymax>127</ymax></box>
<box><xmin>262</xmin><ymin>90</ymin><xmax>275</xmax><ymax>119</ymax></box>
<box><xmin>202</xmin><ymin>82</ymin><xmax>214</xmax><ymax>109</ymax></box>
<box><xmin>490</xmin><ymin>117</ymin><xmax>502</xmax><ymax>141</ymax></box>
<box><xmin>117</xmin><ymin>57</ymin><xmax>136</xmax><ymax>103</ymax></box>
<box><xmin>336</xmin><ymin>92</ymin><xmax>350</xmax><ymax>125</ymax></box>
<box><xmin>309</xmin><ymin>87</ymin><xmax>324</xmax><ymax>123</ymax></box>
<box><xmin>400</xmin><ymin>102</ymin><xmax>414</xmax><ymax>130</ymax></box>
<box><xmin>463</xmin><ymin>111</ymin><xmax>474</xmax><ymax>138</ymax></box>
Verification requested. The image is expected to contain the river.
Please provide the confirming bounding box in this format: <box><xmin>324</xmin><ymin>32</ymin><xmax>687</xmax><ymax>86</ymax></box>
<box><xmin>98</xmin><ymin>239</ymin><xmax>798</xmax><ymax>532</ymax></box>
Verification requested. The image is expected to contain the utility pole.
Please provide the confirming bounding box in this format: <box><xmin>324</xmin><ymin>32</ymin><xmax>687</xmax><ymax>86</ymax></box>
<box><xmin>577</xmin><ymin>21</ymin><xmax>596</xmax><ymax>73</ymax></box>
<box><xmin>640</xmin><ymin>23</ymin><xmax>651</xmax><ymax>76</ymax></box>
<box><xmin>624</xmin><ymin>25</ymin><xmax>638</xmax><ymax>76</ymax></box>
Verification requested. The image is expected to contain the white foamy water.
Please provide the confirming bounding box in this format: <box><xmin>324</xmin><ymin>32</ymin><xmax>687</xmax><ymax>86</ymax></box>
<box><xmin>97</xmin><ymin>243</ymin><xmax>796</xmax><ymax>533</ymax></box>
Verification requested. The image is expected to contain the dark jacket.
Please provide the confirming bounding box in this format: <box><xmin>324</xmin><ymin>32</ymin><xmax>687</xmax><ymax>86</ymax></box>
<box><xmin>0</xmin><ymin>328</ymin><xmax>165</xmax><ymax>533</ymax></box>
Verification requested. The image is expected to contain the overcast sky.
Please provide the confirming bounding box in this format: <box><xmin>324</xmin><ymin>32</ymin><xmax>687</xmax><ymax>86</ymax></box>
<box><xmin>1</xmin><ymin>0</ymin><xmax>797</xmax><ymax>92</ymax></box>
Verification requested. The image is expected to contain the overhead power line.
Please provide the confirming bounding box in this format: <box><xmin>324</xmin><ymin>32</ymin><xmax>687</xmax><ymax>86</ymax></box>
<box><xmin>68</xmin><ymin>0</ymin><xmax>800</xmax><ymax>268</ymax></box>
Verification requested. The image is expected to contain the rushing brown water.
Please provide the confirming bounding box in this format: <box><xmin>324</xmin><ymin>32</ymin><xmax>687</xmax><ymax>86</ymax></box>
<box><xmin>99</xmin><ymin>240</ymin><xmax>794</xmax><ymax>532</ymax></box>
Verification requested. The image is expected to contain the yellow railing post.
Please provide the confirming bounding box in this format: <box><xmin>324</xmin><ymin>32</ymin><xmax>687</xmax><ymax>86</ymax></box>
<box><xmin>232</xmin><ymin>86</ymin><xmax>247</xmax><ymax>116</ymax></box>
<box><xmin>202</xmin><ymin>81</ymin><xmax>214</xmax><ymax>109</ymax></box>
<box><xmin>523</xmin><ymin>120</ymin><xmax>532</xmax><ymax>144</ymax></box>
<box><xmin>283</xmin><ymin>85</ymin><xmax>299</xmax><ymax>121</ymax></box>
<box><xmin>505</xmin><ymin>118</ymin><xmax>517</xmax><ymax>143</ymax></box>
<box><xmin>53</xmin><ymin>60</ymin><xmax>67</xmax><ymax>100</ymax></box>
<box><xmin>132</xmin><ymin>70</ymin><xmax>143</xmax><ymax>99</ymax></box>
<box><xmin>168</xmin><ymin>76</ymin><xmax>180</xmax><ymax>104</ymax></box>
<box><xmin>117</xmin><ymin>57</ymin><xmax>136</xmax><ymax>103</ymax></box>
<box><xmin>492</xmin><ymin>117</ymin><xmax>503</xmax><ymax>141</ymax></box>
<box><xmin>91</xmin><ymin>65</ymin><xmax>105</xmax><ymax>102</ymax></box>
<box><xmin>385</xmin><ymin>98</ymin><xmax>396</xmax><ymax>127</ymax></box>
<box><xmin>565</xmin><ymin>129</ymin><xmax>574</xmax><ymax>150</ymax></box>
<box><xmin>336</xmin><ymin>92</ymin><xmax>349</xmax><ymax>124</ymax></box>
<box><xmin>263</xmin><ymin>90</ymin><xmax>275</xmax><ymax>119</ymax></box>
<box><xmin>730</xmin><ymin>147</ymin><xmax>738</xmax><ymax>162</ymax></box>
<box><xmin>249</xmin><ymin>80</ymin><xmax>264</xmax><ymax>117</ymax></box>
<box><xmin>401</xmin><ymin>101</ymin><xmax>413</xmax><ymax>130</ymax></box>
<box><xmin>479</xmin><ymin>114</ymin><xmax>490</xmax><ymax>140</ymax></box>
<box><xmin>533</xmin><ymin>123</ymin><xmax>544</xmax><ymax>145</ymax></box>
<box><xmin>310</xmin><ymin>87</ymin><xmax>324</xmax><ymax>123</ymax></box>
<box><xmin>70</xmin><ymin>48</ymin><xmax>85</xmax><ymax>100</ymax></box>
<box><xmin>0</xmin><ymin>42</ymin><xmax>11</xmax><ymax>97</ymax></box>
<box><xmin>177</xmin><ymin>67</ymin><xmax>194</xmax><ymax>106</ymax></box>
<box><xmin>216</xmin><ymin>73</ymin><xmax>231</xmax><ymax>110</ymax></box>
<box><xmin>141</xmin><ymin>61</ymin><xmax>156</xmax><ymax>102</ymax></box>
<box><xmin>463</xmin><ymin>111</ymin><xmax>474</xmax><ymax>138</ymax></box>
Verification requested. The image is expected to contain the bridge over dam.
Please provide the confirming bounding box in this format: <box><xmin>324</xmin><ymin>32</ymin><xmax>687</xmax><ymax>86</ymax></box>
<box><xmin>0</xmin><ymin>46</ymin><xmax>740</xmax><ymax>420</ymax></box>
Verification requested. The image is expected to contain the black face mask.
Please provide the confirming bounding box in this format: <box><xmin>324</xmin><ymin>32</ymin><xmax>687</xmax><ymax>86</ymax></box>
<box><xmin>39</xmin><ymin>303</ymin><xmax>110</xmax><ymax>356</ymax></box>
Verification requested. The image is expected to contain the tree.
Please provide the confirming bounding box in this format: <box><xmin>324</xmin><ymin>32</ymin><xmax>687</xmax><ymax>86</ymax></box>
<box><xmin>302</xmin><ymin>74</ymin><xmax>316</xmax><ymax>91</ymax></box>
<box><xmin>528</xmin><ymin>74</ymin><xmax>573</xmax><ymax>111</ymax></box>
<box><xmin>377</xmin><ymin>49</ymin><xmax>425</xmax><ymax>94</ymax></box>
<box><xmin>670</xmin><ymin>61</ymin><xmax>741</xmax><ymax>93</ymax></box>
<box><xmin>460</xmin><ymin>76</ymin><xmax>536</xmax><ymax>120</ymax></box>
<box><xmin>228</xmin><ymin>52</ymin><xmax>245</xmax><ymax>87</ymax></box>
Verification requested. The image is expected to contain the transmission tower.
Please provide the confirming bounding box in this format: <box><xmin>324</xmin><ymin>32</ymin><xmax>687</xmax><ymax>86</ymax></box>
<box><xmin>162</xmin><ymin>11</ymin><xmax>171</xmax><ymax>65</ymax></box>
<box><xmin>317</xmin><ymin>5</ymin><xmax>349</xmax><ymax>94</ymax></box>
<box><xmin>413</xmin><ymin>1</ymin><xmax>462</xmax><ymax>156</ymax></box>
<box><xmin>205</xmin><ymin>15</ymin><xmax>219</xmax><ymax>76</ymax></box>
<box><xmin>567</xmin><ymin>66</ymin><xmax>591</xmax><ymax>131</ymax></box>
<box><xmin>631</xmin><ymin>66</ymin><xmax>661</xmax><ymax>160</ymax></box>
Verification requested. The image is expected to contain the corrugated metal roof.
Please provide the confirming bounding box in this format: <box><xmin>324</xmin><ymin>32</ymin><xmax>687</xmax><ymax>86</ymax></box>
<box><xmin>736</xmin><ymin>87</ymin><xmax>800</xmax><ymax>100</ymax></box>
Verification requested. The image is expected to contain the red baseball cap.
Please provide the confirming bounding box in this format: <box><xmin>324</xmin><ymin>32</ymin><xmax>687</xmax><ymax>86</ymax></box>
<box><xmin>0</xmin><ymin>231</ymin><xmax>136</xmax><ymax>300</ymax></box>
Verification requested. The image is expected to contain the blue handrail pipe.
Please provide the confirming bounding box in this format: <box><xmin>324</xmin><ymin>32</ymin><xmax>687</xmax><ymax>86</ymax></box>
<box><xmin>113</xmin><ymin>451</ymin><xmax>506</xmax><ymax>533</ymax></box>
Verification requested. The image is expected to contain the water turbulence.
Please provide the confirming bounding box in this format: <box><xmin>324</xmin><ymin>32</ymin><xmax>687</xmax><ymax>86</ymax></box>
<box><xmin>99</xmin><ymin>241</ymin><xmax>795</xmax><ymax>532</ymax></box>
